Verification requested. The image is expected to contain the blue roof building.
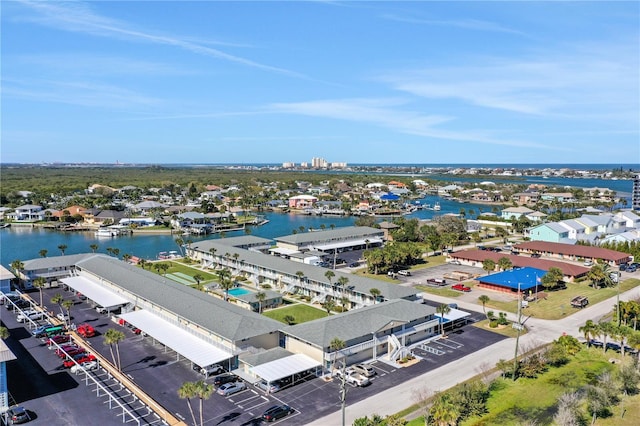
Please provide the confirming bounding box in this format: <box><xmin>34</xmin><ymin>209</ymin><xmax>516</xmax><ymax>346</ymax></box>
<box><xmin>477</xmin><ymin>267</ymin><xmax>546</xmax><ymax>294</ymax></box>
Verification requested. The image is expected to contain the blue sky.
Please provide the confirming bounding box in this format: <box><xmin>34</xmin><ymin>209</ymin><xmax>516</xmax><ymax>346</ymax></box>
<box><xmin>2</xmin><ymin>1</ymin><xmax>639</xmax><ymax>165</ymax></box>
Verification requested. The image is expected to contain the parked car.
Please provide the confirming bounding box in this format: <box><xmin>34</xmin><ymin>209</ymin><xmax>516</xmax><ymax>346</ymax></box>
<box><xmin>349</xmin><ymin>262</ymin><xmax>359</xmax><ymax>268</ymax></box>
<box><xmin>571</xmin><ymin>296</ymin><xmax>589</xmax><ymax>308</ymax></box>
<box><xmin>619</xmin><ymin>263</ymin><xmax>628</xmax><ymax>271</ymax></box>
<box><xmin>397</xmin><ymin>270</ymin><xmax>411</xmax><ymax>276</ymax></box>
<box><xmin>56</xmin><ymin>312</ymin><xmax>71</xmax><ymax>322</ymax></box>
<box><xmin>583</xmin><ymin>260</ymin><xmax>593</xmax><ymax>267</ymax></box>
<box><xmin>16</xmin><ymin>309</ymin><xmax>45</xmax><ymax>323</ymax></box>
<box><xmin>531</xmin><ymin>253</ymin><xmax>541</xmax><ymax>258</ymax></box>
<box><xmin>47</xmin><ymin>334</ymin><xmax>72</xmax><ymax>346</ymax></box>
<box><xmin>199</xmin><ymin>364</ymin><xmax>224</xmax><ymax>377</ymax></box>
<box><xmin>6</xmin><ymin>299</ymin><xmax>30</xmax><ymax>311</ymax></box>
<box><xmin>334</xmin><ymin>369</ymin><xmax>370</xmax><ymax>387</ymax></box>
<box><xmin>76</xmin><ymin>323</ymin><xmax>96</xmax><ymax>338</ymax></box>
<box><xmin>6</xmin><ymin>406</ymin><xmax>30</xmax><ymax>424</ymax></box>
<box><xmin>352</xmin><ymin>363</ymin><xmax>376</xmax><ymax>377</ymax></box>
<box><xmin>31</xmin><ymin>323</ymin><xmax>54</xmax><ymax>338</ymax></box>
<box><xmin>627</xmin><ymin>264</ymin><xmax>638</xmax><ymax>273</ymax></box>
<box><xmin>70</xmin><ymin>360</ymin><xmax>99</xmax><ymax>374</ymax></box>
<box><xmin>452</xmin><ymin>284</ymin><xmax>471</xmax><ymax>292</ymax></box>
<box><xmin>216</xmin><ymin>381</ymin><xmax>246</xmax><ymax>396</ymax></box>
<box><xmin>63</xmin><ymin>353</ymin><xmax>96</xmax><ymax>368</ymax></box>
<box><xmin>256</xmin><ymin>379</ymin><xmax>280</xmax><ymax>393</ymax></box>
<box><xmin>55</xmin><ymin>345</ymin><xmax>84</xmax><ymax>358</ymax></box>
<box><xmin>262</xmin><ymin>405</ymin><xmax>293</xmax><ymax>422</ymax></box>
<box><xmin>212</xmin><ymin>374</ymin><xmax>238</xmax><ymax>387</ymax></box>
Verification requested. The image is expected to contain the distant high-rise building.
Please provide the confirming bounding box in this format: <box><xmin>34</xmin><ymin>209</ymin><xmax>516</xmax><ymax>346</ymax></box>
<box><xmin>282</xmin><ymin>162</ymin><xmax>295</xmax><ymax>169</ymax></box>
<box><xmin>311</xmin><ymin>157</ymin><xmax>328</xmax><ymax>168</ymax></box>
<box><xmin>331</xmin><ymin>162</ymin><xmax>347</xmax><ymax>169</ymax></box>
<box><xmin>633</xmin><ymin>174</ymin><xmax>640</xmax><ymax>211</ymax></box>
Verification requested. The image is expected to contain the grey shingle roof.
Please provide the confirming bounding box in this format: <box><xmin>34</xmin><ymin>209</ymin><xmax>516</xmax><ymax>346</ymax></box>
<box><xmin>189</xmin><ymin>240</ymin><xmax>418</xmax><ymax>301</ymax></box>
<box><xmin>214</xmin><ymin>236</ymin><xmax>273</xmax><ymax>247</ymax></box>
<box><xmin>239</xmin><ymin>347</ymin><xmax>293</xmax><ymax>366</ymax></box>
<box><xmin>24</xmin><ymin>254</ymin><xmax>96</xmax><ymax>271</ymax></box>
<box><xmin>274</xmin><ymin>226</ymin><xmax>382</xmax><ymax>245</ymax></box>
<box><xmin>284</xmin><ymin>299</ymin><xmax>436</xmax><ymax>348</ymax></box>
<box><xmin>75</xmin><ymin>255</ymin><xmax>282</xmax><ymax>342</ymax></box>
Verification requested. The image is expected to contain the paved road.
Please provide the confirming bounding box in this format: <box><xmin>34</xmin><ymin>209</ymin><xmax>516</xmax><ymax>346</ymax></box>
<box><xmin>309</xmin><ymin>285</ymin><xmax>640</xmax><ymax>426</ymax></box>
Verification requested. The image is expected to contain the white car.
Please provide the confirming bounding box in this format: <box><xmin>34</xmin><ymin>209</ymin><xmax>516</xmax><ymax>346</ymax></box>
<box><xmin>334</xmin><ymin>368</ymin><xmax>370</xmax><ymax>387</ymax></box>
<box><xmin>16</xmin><ymin>309</ymin><xmax>45</xmax><ymax>323</ymax></box>
<box><xmin>217</xmin><ymin>381</ymin><xmax>246</xmax><ymax>396</ymax></box>
<box><xmin>70</xmin><ymin>360</ymin><xmax>99</xmax><ymax>374</ymax></box>
<box><xmin>56</xmin><ymin>312</ymin><xmax>71</xmax><ymax>322</ymax></box>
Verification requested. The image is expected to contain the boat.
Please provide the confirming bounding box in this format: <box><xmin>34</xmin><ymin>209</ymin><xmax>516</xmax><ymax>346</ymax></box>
<box><xmin>95</xmin><ymin>228</ymin><xmax>117</xmax><ymax>237</ymax></box>
<box><xmin>433</xmin><ymin>202</ymin><xmax>441</xmax><ymax>211</ymax></box>
<box><xmin>0</xmin><ymin>223</ymin><xmax>10</xmax><ymax>229</ymax></box>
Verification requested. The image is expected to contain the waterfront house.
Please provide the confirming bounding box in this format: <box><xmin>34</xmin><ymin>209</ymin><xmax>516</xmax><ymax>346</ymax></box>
<box><xmin>527</xmin><ymin>222</ymin><xmax>571</xmax><ymax>243</ymax></box>
<box><xmin>501</xmin><ymin>206</ymin><xmax>534</xmax><ymax>221</ymax></box>
<box><xmin>288</xmin><ymin>195</ymin><xmax>318</xmax><ymax>209</ymax></box>
<box><xmin>7</xmin><ymin>204</ymin><xmax>45</xmax><ymax>222</ymax></box>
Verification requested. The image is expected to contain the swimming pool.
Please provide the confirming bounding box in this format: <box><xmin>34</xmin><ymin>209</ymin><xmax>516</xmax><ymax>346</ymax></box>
<box><xmin>228</xmin><ymin>287</ymin><xmax>252</xmax><ymax>296</ymax></box>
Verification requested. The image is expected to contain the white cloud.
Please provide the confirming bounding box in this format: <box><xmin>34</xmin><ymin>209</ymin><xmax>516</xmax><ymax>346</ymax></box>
<box><xmin>16</xmin><ymin>0</ymin><xmax>306</xmax><ymax>78</ymax></box>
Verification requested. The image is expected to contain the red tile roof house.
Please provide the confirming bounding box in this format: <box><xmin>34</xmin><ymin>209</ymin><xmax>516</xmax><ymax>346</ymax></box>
<box><xmin>449</xmin><ymin>249</ymin><xmax>590</xmax><ymax>282</ymax></box>
<box><xmin>513</xmin><ymin>241</ymin><xmax>631</xmax><ymax>266</ymax></box>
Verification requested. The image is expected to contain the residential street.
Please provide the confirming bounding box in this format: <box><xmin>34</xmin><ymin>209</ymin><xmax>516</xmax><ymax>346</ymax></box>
<box><xmin>309</xmin><ymin>285</ymin><xmax>640</xmax><ymax>425</ymax></box>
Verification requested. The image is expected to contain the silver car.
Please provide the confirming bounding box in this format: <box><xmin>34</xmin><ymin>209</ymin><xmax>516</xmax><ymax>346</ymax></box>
<box><xmin>217</xmin><ymin>381</ymin><xmax>246</xmax><ymax>396</ymax></box>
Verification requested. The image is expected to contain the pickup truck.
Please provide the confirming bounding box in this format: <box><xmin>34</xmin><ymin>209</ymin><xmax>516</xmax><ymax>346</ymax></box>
<box><xmin>452</xmin><ymin>283</ymin><xmax>471</xmax><ymax>292</ymax></box>
<box><xmin>426</xmin><ymin>278</ymin><xmax>447</xmax><ymax>286</ymax></box>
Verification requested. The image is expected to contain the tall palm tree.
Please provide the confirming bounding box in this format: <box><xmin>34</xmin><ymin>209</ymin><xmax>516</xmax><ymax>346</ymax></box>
<box><xmin>579</xmin><ymin>320</ymin><xmax>599</xmax><ymax>347</ymax></box>
<box><xmin>194</xmin><ymin>380</ymin><xmax>214</xmax><ymax>426</ymax></box>
<box><xmin>497</xmin><ymin>257</ymin><xmax>512</xmax><ymax>271</ymax></box>
<box><xmin>478</xmin><ymin>295</ymin><xmax>490</xmax><ymax>316</ymax></box>
<box><xmin>32</xmin><ymin>277</ymin><xmax>46</xmax><ymax>307</ymax></box>
<box><xmin>482</xmin><ymin>259</ymin><xmax>495</xmax><ymax>275</ymax></box>
<box><xmin>254</xmin><ymin>291</ymin><xmax>267</xmax><ymax>313</ymax></box>
<box><xmin>0</xmin><ymin>326</ymin><xmax>9</xmax><ymax>340</ymax></box>
<box><xmin>216</xmin><ymin>268</ymin><xmax>233</xmax><ymax>301</ymax></box>
<box><xmin>138</xmin><ymin>259</ymin><xmax>148</xmax><ymax>270</ymax></box>
<box><xmin>193</xmin><ymin>274</ymin><xmax>204</xmax><ymax>291</ymax></box>
<box><xmin>329</xmin><ymin>337</ymin><xmax>347</xmax><ymax>426</ymax></box>
<box><xmin>175</xmin><ymin>237</ymin><xmax>185</xmax><ymax>256</ymax></box>
<box><xmin>369</xmin><ymin>288</ymin><xmax>381</xmax><ymax>304</ymax></box>
<box><xmin>51</xmin><ymin>293</ymin><xmax>64</xmax><ymax>319</ymax></box>
<box><xmin>337</xmin><ymin>276</ymin><xmax>349</xmax><ymax>298</ymax></box>
<box><xmin>62</xmin><ymin>299</ymin><xmax>74</xmax><ymax>328</ymax></box>
<box><xmin>429</xmin><ymin>392</ymin><xmax>460</xmax><ymax>426</ymax></box>
<box><xmin>437</xmin><ymin>304</ymin><xmax>451</xmax><ymax>337</ymax></box>
<box><xmin>122</xmin><ymin>253</ymin><xmax>132</xmax><ymax>263</ymax></box>
<box><xmin>89</xmin><ymin>244</ymin><xmax>98</xmax><ymax>253</ymax></box>
<box><xmin>322</xmin><ymin>298</ymin><xmax>336</xmax><ymax>314</ymax></box>
<box><xmin>39</xmin><ymin>249</ymin><xmax>48</xmax><ymax>258</ymax></box>
<box><xmin>58</xmin><ymin>244</ymin><xmax>67</xmax><ymax>255</ymax></box>
<box><xmin>103</xmin><ymin>328</ymin><xmax>126</xmax><ymax>370</ymax></box>
<box><xmin>324</xmin><ymin>270</ymin><xmax>335</xmax><ymax>289</ymax></box>
<box><xmin>10</xmin><ymin>260</ymin><xmax>24</xmax><ymax>283</ymax></box>
<box><xmin>177</xmin><ymin>381</ymin><xmax>198</xmax><ymax>426</ymax></box>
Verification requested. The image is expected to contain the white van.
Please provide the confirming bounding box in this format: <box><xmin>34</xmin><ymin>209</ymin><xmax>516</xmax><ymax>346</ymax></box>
<box><xmin>398</xmin><ymin>270</ymin><xmax>411</xmax><ymax>276</ymax></box>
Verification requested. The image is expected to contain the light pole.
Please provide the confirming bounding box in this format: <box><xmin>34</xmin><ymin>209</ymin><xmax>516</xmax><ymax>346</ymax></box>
<box><xmin>513</xmin><ymin>281</ymin><xmax>522</xmax><ymax>381</ymax></box>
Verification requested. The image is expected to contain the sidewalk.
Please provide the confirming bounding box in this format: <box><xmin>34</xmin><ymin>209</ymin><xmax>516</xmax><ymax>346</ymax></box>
<box><xmin>308</xmin><ymin>285</ymin><xmax>640</xmax><ymax>425</ymax></box>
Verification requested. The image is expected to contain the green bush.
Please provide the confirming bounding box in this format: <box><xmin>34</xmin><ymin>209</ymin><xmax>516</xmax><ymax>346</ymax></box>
<box><xmin>489</xmin><ymin>319</ymin><xmax>499</xmax><ymax>328</ymax></box>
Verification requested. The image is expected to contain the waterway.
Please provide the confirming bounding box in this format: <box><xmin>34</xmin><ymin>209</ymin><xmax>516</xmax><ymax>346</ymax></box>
<box><xmin>0</xmin><ymin>174</ymin><xmax>635</xmax><ymax>268</ymax></box>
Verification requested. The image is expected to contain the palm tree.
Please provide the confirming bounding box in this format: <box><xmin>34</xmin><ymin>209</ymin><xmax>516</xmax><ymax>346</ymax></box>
<box><xmin>51</xmin><ymin>293</ymin><xmax>64</xmax><ymax>319</ymax></box>
<box><xmin>193</xmin><ymin>274</ymin><xmax>204</xmax><ymax>291</ymax></box>
<box><xmin>58</xmin><ymin>244</ymin><xmax>67</xmax><ymax>255</ymax></box>
<box><xmin>208</xmin><ymin>247</ymin><xmax>217</xmax><ymax>263</ymax></box>
<box><xmin>437</xmin><ymin>304</ymin><xmax>451</xmax><ymax>337</ymax></box>
<box><xmin>138</xmin><ymin>259</ymin><xmax>148</xmax><ymax>270</ymax></box>
<box><xmin>295</xmin><ymin>271</ymin><xmax>305</xmax><ymax>282</ymax></box>
<box><xmin>370</xmin><ymin>288</ymin><xmax>381</xmax><ymax>304</ymax></box>
<box><xmin>39</xmin><ymin>249</ymin><xmax>48</xmax><ymax>258</ymax></box>
<box><xmin>106</xmin><ymin>247</ymin><xmax>114</xmax><ymax>257</ymax></box>
<box><xmin>283</xmin><ymin>315</ymin><xmax>296</xmax><ymax>325</ymax></box>
<box><xmin>216</xmin><ymin>268</ymin><xmax>233</xmax><ymax>301</ymax></box>
<box><xmin>429</xmin><ymin>392</ymin><xmax>460</xmax><ymax>426</ymax></box>
<box><xmin>255</xmin><ymin>291</ymin><xmax>266</xmax><ymax>313</ymax></box>
<box><xmin>478</xmin><ymin>295</ymin><xmax>490</xmax><ymax>316</ymax></box>
<box><xmin>579</xmin><ymin>320</ymin><xmax>600</xmax><ymax>347</ymax></box>
<box><xmin>89</xmin><ymin>244</ymin><xmax>98</xmax><ymax>253</ymax></box>
<box><xmin>178</xmin><ymin>381</ymin><xmax>198</xmax><ymax>426</ymax></box>
<box><xmin>175</xmin><ymin>237</ymin><xmax>185</xmax><ymax>256</ymax></box>
<box><xmin>497</xmin><ymin>257</ymin><xmax>512</xmax><ymax>271</ymax></box>
<box><xmin>329</xmin><ymin>337</ymin><xmax>347</xmax><ymax>426</ymax></box>
<box><xmin>112</xmin><ymin>248</ymin><xmax>120</xmax><ymax>258</ymax></box>
<box><xmin>103</xmin><ymin>328</ymin><xmax>126</xmax><ymax>370</ymax></box>
<box><xmin>340</xmin><ymin>296</ymin><xmax>350</xmax><ymax>311</ymax></box>
<box><xmin>159</xmin><ymin>263</ymin><xmax>169</xmax><ymax>276</ymax></box>
<box><xmin>122</xmin><ymin>253</ymin><xmax>132</xmax><ymax>263</ymax></box>
<box><xmin>337</xmin><ymin>276</ymin><xmax>349</xmax><ymax>298</ymax></box>
<box><xmin>482</xmin><ymin>259</ymin><xmax>495</xmax><ymax>275</ymax></box>
<box><xmin>62</xmin><ymin>299</ymin><xmax>74</xmax><ymax>328</ymax></box>
<box><xmin>10</xmin><ymin>260</ymin><xmax>24</xmax><ymax>283</ymax></box>
<box><xmin>325</xmin><ymin>270</ymin><xmax>335</xmax><ymax>288</ymax></box>
<box><xmin>194</xmin><ymin>380</ymin><xmax>214</xmax><ymax>426</ymax></box>
<box><xmin>0</xmin><ymin>326</ymin><xmax>9</xmax><ymax>340</ymax></box>
<box><xmin>32</xmin><ymin>277</ymin><xmax>46</xmax><ymax>307</ymax></box>
<box><xmin>322</xmin><ymin>298</ymin><xmax>336</xmax><ymax>314</ymax></box>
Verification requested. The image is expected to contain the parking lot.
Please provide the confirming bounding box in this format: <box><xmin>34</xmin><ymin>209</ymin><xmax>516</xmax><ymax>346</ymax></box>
<box><xmin>3</xmin><ymin>280</ymin><xmax>506</xmax><ymax>426</ymax></box>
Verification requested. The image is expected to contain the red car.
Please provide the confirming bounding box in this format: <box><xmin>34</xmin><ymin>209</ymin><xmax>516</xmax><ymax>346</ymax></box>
<box><xmin>47</xmin><ymin>335</ymin><xmax>71</xmax><ymax>346</ymax></box>
<box><xmin>56</xmin><ymin>346</ymin><xmax>85</xmax><ymax>358</ymax></box>
<box><xmin>452</xmin><ymin>283</ymin><xmax>471</xmax><ymax>292</ymax></box>
<box><xmin>77</xmin><ymin>324</ymin><xmax>96</xmax><ymax>338</ymax></box>
<box><xmin>63</xmin><ymin>353</ymin><xmax>96</xmax><ymax>368</ymax></box>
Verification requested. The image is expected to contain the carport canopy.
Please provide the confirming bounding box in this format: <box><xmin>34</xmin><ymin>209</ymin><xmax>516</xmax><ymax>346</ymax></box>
<box><xmin>118</xmin><ymin>310</ymin><xmax>232</xmax><ymax>368</ymax></box>
<box><xmin>435</xmin><ymin>308</ymin><xmax>471</xmax><ymax>323</ymax></box>
<box><xmin>251</xmin><ymin>353</ymin><xmax>321</xmax><ymax>383</ymax></box>
<box><xmin>61</xmin><ymin>276</ymin><xmax>129</xmax><ymax>308</ymax></box>
<box><xmin>313</xmin><ymin>237</ymin><xmax>382</xmax><ymax>251</ymax></box>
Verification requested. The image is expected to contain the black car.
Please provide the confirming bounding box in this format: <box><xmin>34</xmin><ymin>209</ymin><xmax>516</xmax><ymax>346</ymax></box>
<box><xmin>212</xmin><ymin>373</ymin><xmax>238</xmax><ymax>387</ymax></box>
<box><xmin>619</xmin><ymin>263</ymin><xmax>628</xmax><ymax>271</ymax></box>
<box><xmin>6</xmin><ymin>406</ymin><xmax>30</xmax><ymax>424</ymax></box>
<box><xmin>6</xmin><ymin>299</ymin><xmax>30</xmax><ymax>311</ymax></box>
<box><xmin>262</xmin><ymin>405</ymin><xmax>293</xmax><ymax>422</ymax></box>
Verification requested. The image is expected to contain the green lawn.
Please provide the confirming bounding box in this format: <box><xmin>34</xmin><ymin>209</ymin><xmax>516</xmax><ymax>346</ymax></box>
<box><xmin>471</xmin><ymin>319</ymin><xmax>524</xmax><ymax>338</ymax></box>
<box><xmin>405</xmin><ymin>347</ymin><xmax>636</xmax><ymax>426</ymax></box>
<box><xmin>486</xmin><ymin>278</ymin><xmax>640</xmax><ymax>320</ymax></box>
<box><xmin>415</xmin><ymin>285</ymin><xmax>467</xmax><ymax>298</ymax></box>
<box><xmin>262</xmin><ymin>304</ymin><xmax>329</xmax><ymax>325</ymax></box>
<box><xmin>146</xmin><ymin>261</ymin><xmax>217</xmax><ymax>282</ymax></box>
